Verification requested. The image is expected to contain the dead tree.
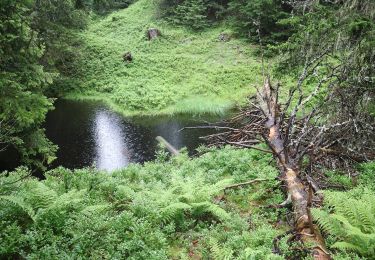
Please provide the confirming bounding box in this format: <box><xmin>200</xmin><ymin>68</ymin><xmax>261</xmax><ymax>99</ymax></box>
<box><xmin>248</xmin><ymin>78</ymin><xmax>331</xmax><ymax>259</ymax></box>
<box><xmin>184</xmin><ymin>1</ymin><xmax>375</xmax><ymax>257</ymax></box>
<box><xmin>156</xmin><ymin>136</ymin><xmax>180</xmax><ymax>156</ymax></box>
<box><xmin>197</xmin><ymin>51</ymin><xmax>375</xmax><ymax>258</ymax></box>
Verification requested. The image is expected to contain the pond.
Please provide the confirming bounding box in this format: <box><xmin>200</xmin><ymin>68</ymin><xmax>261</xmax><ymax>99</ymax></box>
<box><xmin>0</xmin><ymin>100</ymin><xmax>225</xmax><ymax>172</ymax></box>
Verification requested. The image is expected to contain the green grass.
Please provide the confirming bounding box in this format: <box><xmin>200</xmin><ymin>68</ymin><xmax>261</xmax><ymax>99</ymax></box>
<box><xmin>71</xmin><ymin>0</ymin><xmax>262</xmax><ymax>116</ymax></box>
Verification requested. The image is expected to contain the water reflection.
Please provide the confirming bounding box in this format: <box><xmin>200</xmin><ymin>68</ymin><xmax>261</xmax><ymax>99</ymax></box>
<box><xmin>93</xmin><ymin>109</ymin><xmax>129</xmax><ymax>171</ymax></box>
<box><xmin>0</xmin><ymin>99</ymin><xmax>225</xmax><ymax>172</ymax></box>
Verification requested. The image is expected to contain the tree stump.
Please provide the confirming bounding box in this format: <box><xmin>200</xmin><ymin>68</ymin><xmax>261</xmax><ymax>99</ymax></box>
<box><xmin>146</xmin><ymin>28</ymin><xmax>161</xmax><ymax>40</ymax></box>
<box><xmin>123</xmin><ymin>52</ymin><xmax>132</xmax><ymax>63</ymax></box>
<box><xmin>218</xmin><ymin>33</ymin><xmax>231</xmax><ymax>42</ymax></box>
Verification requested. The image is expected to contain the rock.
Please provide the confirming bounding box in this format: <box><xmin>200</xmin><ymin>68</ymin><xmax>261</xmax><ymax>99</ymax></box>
<box><xmin>146</xmin><ymin>28</ymin><xmax>161</xmax><ymax>40</ymax></box>
<box><xmin>123</xmin><ymin>52</ymin><xmax>132</xmax><ymax>62</ymax></box>
<box><xmin>218</xmin><ymin>33</ymin><xmax>231</xmax><ymax>42</ymax></box>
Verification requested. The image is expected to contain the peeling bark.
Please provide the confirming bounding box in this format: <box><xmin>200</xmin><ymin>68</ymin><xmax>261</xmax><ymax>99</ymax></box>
<box><xmin>200</xmin><ymin>74</ymin><xmax>367</xmax><ymax>258</ymax></box>
<box><xmin>258</xmin><ymin>78</ymin><xmax>330</xmax><ymax>260</ymax></box>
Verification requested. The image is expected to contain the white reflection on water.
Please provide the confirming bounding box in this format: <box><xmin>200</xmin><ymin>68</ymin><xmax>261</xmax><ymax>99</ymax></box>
<box><xmin>93</xmin><ymin>109</ymin><xmax>129</xmax><ymax>171</ymax></box>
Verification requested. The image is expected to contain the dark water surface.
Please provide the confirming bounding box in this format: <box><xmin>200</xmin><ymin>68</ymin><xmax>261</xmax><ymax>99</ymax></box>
<box><xmin>0</xmin><ymin>100</ymin><xmax>223</xmax><ymax>172</ymax></box>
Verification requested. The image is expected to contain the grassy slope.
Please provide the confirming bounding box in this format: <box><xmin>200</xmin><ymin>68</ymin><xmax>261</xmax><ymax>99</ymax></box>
<box><xmin>71</xmin><ymin>0</ymin><xmax>261</xmax><ymax>116</ymax></box>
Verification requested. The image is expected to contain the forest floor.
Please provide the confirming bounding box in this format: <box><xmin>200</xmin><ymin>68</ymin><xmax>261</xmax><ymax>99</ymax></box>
<box><xmin>3</xmin><ymin>146</ymin><xmax>372</xmax><ymax>258</ymax></box>
<box><xmin>68</xmin><ymin>0</ymin><xmax>263</xmax><ymax>116</ymax></box>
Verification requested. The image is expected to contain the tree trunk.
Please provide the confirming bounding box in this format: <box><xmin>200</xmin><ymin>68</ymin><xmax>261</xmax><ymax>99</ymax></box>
<box><xmin>259</xmin><ymin>79</ymin><xmax>330</xmax><ymax>260</ymax></box>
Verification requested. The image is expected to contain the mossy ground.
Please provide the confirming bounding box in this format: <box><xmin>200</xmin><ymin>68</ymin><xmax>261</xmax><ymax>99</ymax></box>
<box><xmin>70</xmin><ymin>0</ymin><xmax>262</xmax><ymax>116</ymax></box>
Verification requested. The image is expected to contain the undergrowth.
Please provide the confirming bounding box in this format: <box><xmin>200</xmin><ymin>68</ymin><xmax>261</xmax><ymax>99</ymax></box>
<box><xmin>312</xmin><ymin>162</ymin><xmax>375</xmax><ymax>259</ymax></box>
<box><xmin>0</xmin><ymin>147</ymin><xmax>287</xmax><ymax>259</ymax></box>
<box><xmin>70</xmin><ymin>0</ymin><xmax>262</xmax><ymax>116</ymax></box>
<box><xmin>2</xmin><ymin>146</ymin><xmax>374</xmax><ymax>259</ymax></box>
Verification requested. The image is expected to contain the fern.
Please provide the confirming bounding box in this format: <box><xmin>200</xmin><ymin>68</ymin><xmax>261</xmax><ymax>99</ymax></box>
<box><xmin>81</xmin><ymin>204</ymin><xmax>110</xmax><ymax>217</ymax></box>
<box><xmin>206</xmin><ymin>204</ymin><xmax>230</xmax><ymax>222</ymax></box>
<box><xmin>26</xmin><ymin>182</ymin><xmax>57</xmax><ymax>210</ymax></box>
<box><xmin>177</xmin><ymin>193</ymin><xmax>195</xmax><ymax>203</ymax></box>
<box><xmin>312</xmin><ymin>188</ymin><xmax>375</xmax><ymax>258</ymax></box>
<box><xmin>332</xmin><ymin>242</ymin><xmax>363</xmax><ymax>253</ymax></box>
<box><xmin>1</xmin><ymin>185</ymin><xmax>86</xmax><ymax>226</ymax></box>
<box><xmin>191</xmin><ymin>202</ymin><xmax>230</xmax><ymax>222</ymax></box>
<box><xmin>160</xmin><ymin>202</ymin><xmax>192</xmax><ymax>223</ymax></box>
<box><xmin>311</xmin><ymin>209</ymin><xmax>342</xmax><ymax>236</ymax></box>
<box><xmin>51</xmin><ymin>188</ymin><xmax>86</xmax><ymax>207</ymax></box>
<box><xmin>0</xmin><ymin>147</ymin><xmax>282</xmax><ymax>259</ymax></box>
<box><xmin>156</xmin><ymin>177</ymin><xmax>232</xmax><ymax>224</ymax></box>
<box><xmin>209</xmin><ymin>238</ymin><xmax>234</xmax><ymax>260</ymax></box>
<box><xmin>0</xmin><ymin>195</ymin><xmax>36</xmax><ymax>221</ymax></box>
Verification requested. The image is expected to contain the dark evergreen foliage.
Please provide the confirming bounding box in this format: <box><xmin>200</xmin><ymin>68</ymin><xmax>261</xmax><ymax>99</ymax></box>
<box><xmin>0</xmin><ymin>0</ymin><xmax>57</xmax><ymax>168</ymax></box>
<box><xmin>228</xmin><ymin>0</ymin><xmax>293</xmax><ymax>43</ymax></box>
<box><xmin>160</xmin><ymin>0</ymin><xmax>229</xmax><ymax>30</ymax></box>
<box><xmin>91</xmin><ymin>0</ymin><xmax>135</xmax><ymax>13</ymax></box>
<box><xmin>160</xmin><ymin>0</ymin><xmax>293</xmax><ymax>42</ymax></box>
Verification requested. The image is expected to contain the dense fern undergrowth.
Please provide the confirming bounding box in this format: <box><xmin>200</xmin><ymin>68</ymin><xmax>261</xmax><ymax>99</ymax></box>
<box><xmin>312</xmin><ymin>163</ymin><xmax>375</xmax><ymax>260</ymax></box>
<box><xmin>69</xmin><ymin>0</ymin><xmax>262</xmax><ymax>116</ymax></box>
<box><xmin>0</xmin><ymin>147</ymin><xmax>286</xmax><ymax>259</ymax></box>
<box><xmin>2</xmin><ymin>146</ymin><xmax>375</xmax><ymax>259</ymax></box>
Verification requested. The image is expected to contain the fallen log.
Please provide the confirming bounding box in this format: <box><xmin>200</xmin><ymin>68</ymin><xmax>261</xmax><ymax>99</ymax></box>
<box><xmin>258</xmin><ymin>78</ymin><xmax>330</xmax><ymax>259</ymax></box>
<box><xmin>156</xmin><ymin>136</ymin><xmax>180</xmax><ymax>156</ymax></box>
<box><xmin>202</xmin><ymin>51</ymin><xmax>374</xmax><ymax>257</ymax></box>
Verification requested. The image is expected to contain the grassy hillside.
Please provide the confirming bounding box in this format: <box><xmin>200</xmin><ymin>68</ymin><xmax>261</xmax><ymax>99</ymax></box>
<box><xmin>71</xmin><ymin>0</ymin><xmax>262</xmax><ymax>115</ymax></box>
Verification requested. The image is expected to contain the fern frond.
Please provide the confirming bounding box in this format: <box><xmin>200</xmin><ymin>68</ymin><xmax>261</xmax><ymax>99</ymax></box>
<box><xmin>332</xmin><ymin>214</ymin><xmax>363</xmax><ymax>234</ymax></box>
<box><xmin>0</xmin><ymin>195</ymin><xmax>36</xmax><ymax>221</ymax></box>
<box><xmin>332</xmin><ymin>242</ymin><xmax>363</xmax><ymax>253</ymax></box>
<box><xmin>311</xmin><ymin>208</ymin><xmax>339</xmax><ymax>235</ymax></box>
<box><xmin>355</xmin><ymin>203</ymin><xmax>374</xmax><ymax>233</ymax></box>
<box><xmin>206</xmin><ymin>204</ymin><xmax>230</xmax><ymax>222</ymax></box>
<box><xmin>316</xmin><ymin>188</ymin><xmax>375</xmax><ymax>257</ymax></box>
<box><xmin>160</xmin><ymin>202</ymin><xmax>191</xmax><ymax>223</ymax></box>
<box><xmin>337</xmin><ymin>199</ymin><xmax>360</xmax><ymax>226</ymax></box>
<box><xmin>52</xmin><ymin>189</ymin><xmax>86</xmax><ymax>207</ymax></box>
<box><xmin>191</xmin><ymin>202</ymin><xmax>230</xmax><ymax>222</ymax></box>
<box><xmin>27</xmin><ymin>182</ymin><xmax>57</xmax><ymax>210</ymax></box>
<box><xmin>81</xmin><ymin>204</ymin><xmax>110</xmax><ymax>216</ymax></box>
<box><xmin>177</xmin><ymin>193</ymin><xmax>195</xmax><ymax>203</ymax></box>
<box><xmin>33</xmin><ymin>189</ymin><xmax>87</xmax><ymax>224</ymax></box>
<box><xmin>209</xmin><ymin>238</ymin><xmax>233</xmax><ymax>260</ymax></box>
<box><xmin>209</xmin><ymin>178</ymin><xmax>233</xmax><ymax>195</ymax></box>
